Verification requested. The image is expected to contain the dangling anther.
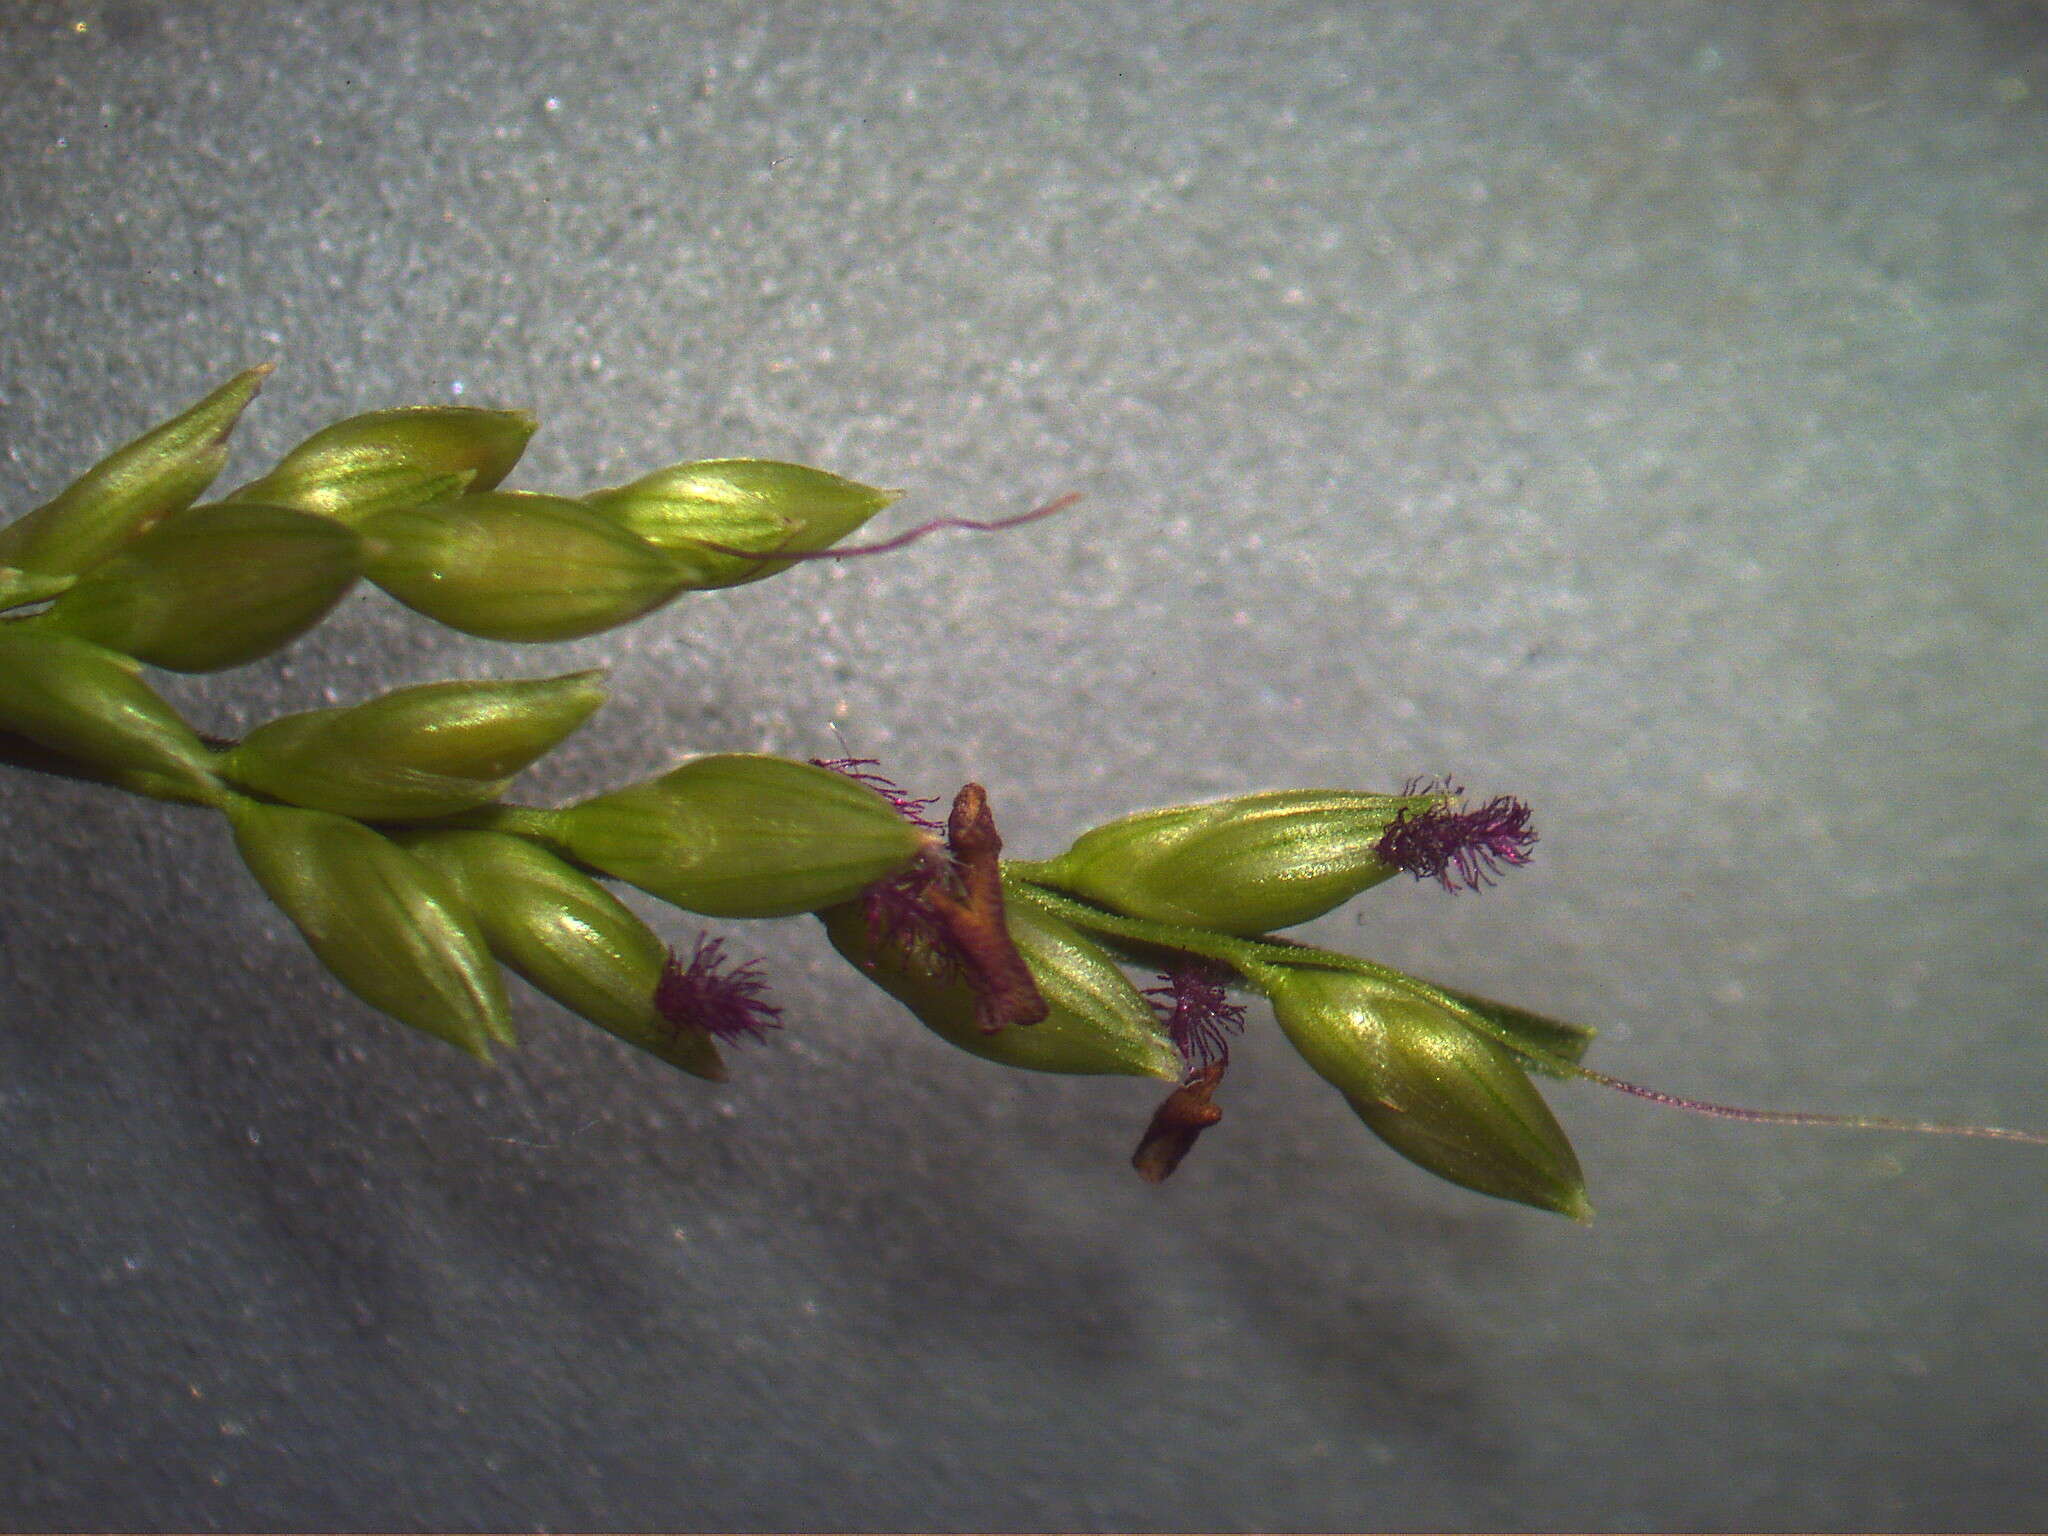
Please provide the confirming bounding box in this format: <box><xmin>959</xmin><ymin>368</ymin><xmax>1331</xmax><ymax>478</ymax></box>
<box><xmin>923</xmin><ymin>782</ymin><xmax>1048</xmax><ymax>1033</ymax></box>
<box><xmin>1131</xmin><ymin>1061</ymin><xmax>1227</xmax><ymax>1184</ymax></box>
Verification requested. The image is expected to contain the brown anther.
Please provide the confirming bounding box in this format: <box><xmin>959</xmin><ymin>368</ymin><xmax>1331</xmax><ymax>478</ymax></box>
<box><xmin>922</xmin><ymin>782</ymin><xmax>1048</xmax><ymax>1033</ymax></box>
<box><xmin>1131</xmin><ymin>1062</ymin><xmax>1226</xmax><ymax>1184</ymax></box>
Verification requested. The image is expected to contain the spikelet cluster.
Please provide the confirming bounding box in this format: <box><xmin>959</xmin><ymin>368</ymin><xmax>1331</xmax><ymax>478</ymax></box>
<box><xmin>0</xmin><ymin>369</ymin><xmax>1589</xmax><ymax>1216</ymax></box>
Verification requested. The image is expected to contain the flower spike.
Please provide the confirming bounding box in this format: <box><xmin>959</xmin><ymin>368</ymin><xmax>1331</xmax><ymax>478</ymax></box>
<box><xmin>13</xmin><ymin>367</ymin><xmax>2048</xmax><ymax>1229</ymax></box>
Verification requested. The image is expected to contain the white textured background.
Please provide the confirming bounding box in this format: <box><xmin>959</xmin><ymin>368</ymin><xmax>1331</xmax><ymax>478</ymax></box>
<box><xmin>2</xmin><ymin>2</ymin><xmax>2045</xmax><ymax>1528</ymax></box>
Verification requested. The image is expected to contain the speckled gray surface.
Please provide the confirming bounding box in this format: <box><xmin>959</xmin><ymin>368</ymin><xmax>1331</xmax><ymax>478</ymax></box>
<box><xmin>2</xmin><ymin>1</ymin><xmax>2046</xmax><ymax>1530</ymax></box>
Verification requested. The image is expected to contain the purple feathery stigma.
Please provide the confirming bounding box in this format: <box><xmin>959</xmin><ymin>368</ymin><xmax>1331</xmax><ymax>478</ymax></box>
<box><xmin>811</xmin><ymin>756</ymin><xmax>946</xmax><ymax>832</ymax></box>
<box><xmin>655</xmin><ymin>934</ymin><xmax>784</xmax><ymax>1044</ymax></box>
<box><xmin>812</xmin><ymin>757</ymin><xmax>960</xmax><ymax>969</ymax></box>
<box><xmin>1144</xmin><ymin>963</ymin><xmax>1249</xmax><ymax>1072</ymax></box>
<box><xmin>1376</xmin><ymin>778</ymin><xmax>1538</xmax><ymax>892</ymax></box>
<box><xmin>852</xmin><ymin>845</ymin><xmax>962</xmax><ymax>976</ymax></box>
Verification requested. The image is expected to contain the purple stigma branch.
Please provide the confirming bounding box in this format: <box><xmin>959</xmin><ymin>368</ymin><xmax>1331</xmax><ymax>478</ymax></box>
<box><xmin>812</xmin><ymin>756</ymin><xmax>947</xmax><ymax>832</ymax></box>
<box><xmin>1144</xmin><ymin>963</ymin><xmax>1249</xmax><ymax>1073</ymax></box>
<box><xmin>856</xmin><ymin>846</ymin><xmax>963</xmax><ymax>975</ymax></box>
<box><xmin>655</xmin><ymin>934</ymin><xmax>784</xmax><ymax>1045</ymax></box>
<box><xmin>1376</xmin><ymin>778</ymin><xmax>1537</xmax><ymax>892</ymax></box>
<box><xmin>813</xmin><ymin>757</ymin><xmax>961</xmax><ymax>968</ymax></box>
